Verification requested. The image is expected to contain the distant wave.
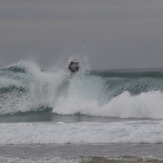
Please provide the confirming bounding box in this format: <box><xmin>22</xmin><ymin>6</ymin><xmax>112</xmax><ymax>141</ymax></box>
<box><xmin>0</xmin><ymin>60</ymin><xmax>163</xmax><ymax>118</ymax></box>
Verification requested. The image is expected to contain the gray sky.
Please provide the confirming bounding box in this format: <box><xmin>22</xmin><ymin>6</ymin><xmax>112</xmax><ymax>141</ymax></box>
<box><xmin>0</xmin><ymin>0</ymin><xmax>163</xmax><ymax>69</ymax></box>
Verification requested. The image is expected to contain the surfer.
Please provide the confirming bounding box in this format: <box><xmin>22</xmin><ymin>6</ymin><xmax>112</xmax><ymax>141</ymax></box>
<box><xmin>68</xmin><ymin>61</ymin><xmax>79</xmax><ymax>75</ymax></box>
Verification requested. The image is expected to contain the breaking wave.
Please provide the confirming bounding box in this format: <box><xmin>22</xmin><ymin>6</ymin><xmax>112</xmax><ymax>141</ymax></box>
<box><xmin>0</xmin><ymin>60</ymin><xmax>163</xmax><ymax>119</ymax></box>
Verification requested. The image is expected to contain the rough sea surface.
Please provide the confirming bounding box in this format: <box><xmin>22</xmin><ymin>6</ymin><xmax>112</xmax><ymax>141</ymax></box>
<box><xmin>1</xmin><ymin>61</ymin><xmax>163</xmax><ymax>163</ymax></box>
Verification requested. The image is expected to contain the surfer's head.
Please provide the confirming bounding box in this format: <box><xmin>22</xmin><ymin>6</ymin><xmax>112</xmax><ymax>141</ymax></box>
<box><xmin>68</xmin><ymin>61</ymin><xmax>79</xmax><ymax>74</ymax></box>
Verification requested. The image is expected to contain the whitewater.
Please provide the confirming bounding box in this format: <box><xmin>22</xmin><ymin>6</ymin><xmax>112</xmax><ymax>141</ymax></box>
<box><xmin>1</xmin><ymin>60</ymin><xmax>163</xmax><ymax>162</ymax></box>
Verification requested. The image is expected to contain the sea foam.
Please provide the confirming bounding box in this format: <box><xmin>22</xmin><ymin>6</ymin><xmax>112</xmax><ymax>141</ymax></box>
<box><xmin>0</xmin><ymin>60</ymin><xmax>163</xmax><ymax>119</ymax></box>
<box><xmin>0</xmin><ymin>121</ymin><xmax>163</xmax><ymax>144</ymax></box>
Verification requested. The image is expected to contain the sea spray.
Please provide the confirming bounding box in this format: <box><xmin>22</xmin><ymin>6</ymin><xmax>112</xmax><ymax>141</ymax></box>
<box><xmin>0</xmin><ymin>60</ymin><xmax>163</xmax><ymax>119</ymax></box>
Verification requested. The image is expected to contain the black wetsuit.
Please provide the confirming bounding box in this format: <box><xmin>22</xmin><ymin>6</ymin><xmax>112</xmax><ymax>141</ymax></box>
<box><xmin>68</xmin><ymin>61</ymin><xmax>79</xmax><ymax>74</ymax></box>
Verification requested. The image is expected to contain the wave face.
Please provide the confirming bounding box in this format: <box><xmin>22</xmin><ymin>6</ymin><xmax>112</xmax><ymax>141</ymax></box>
<box><xmin>0</xmin><ymin>61</ymin><xmax>163</xmax><ymax>119</ymax></box>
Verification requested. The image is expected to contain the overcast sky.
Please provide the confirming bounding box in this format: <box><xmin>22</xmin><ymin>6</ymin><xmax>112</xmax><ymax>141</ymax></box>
<box><xmin>0</xmin><ymin>0</ymin><xmax>163</xmax><ymax>69</ymax></box>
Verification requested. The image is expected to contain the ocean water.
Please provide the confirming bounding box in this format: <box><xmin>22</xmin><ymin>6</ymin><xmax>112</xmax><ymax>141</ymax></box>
<box><xmin>1</xmin><ymin>61</ymin><xmax>163</xmax><ymax>162</ymax></box>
